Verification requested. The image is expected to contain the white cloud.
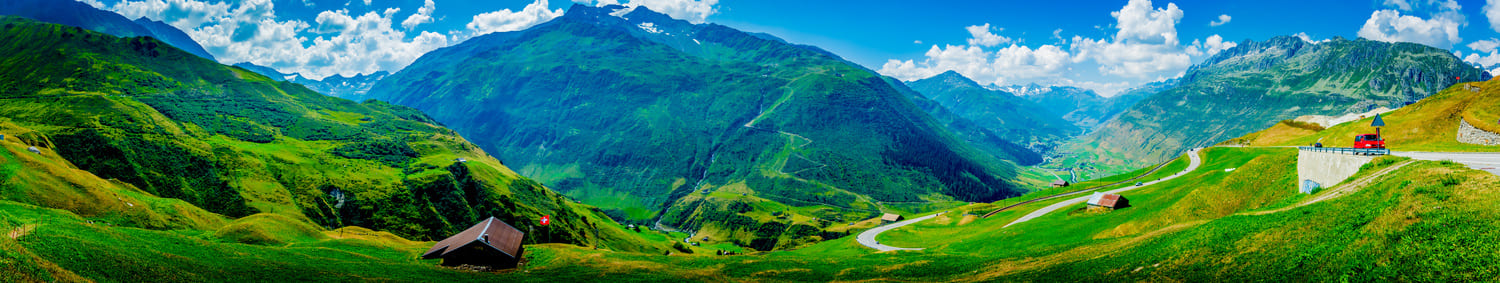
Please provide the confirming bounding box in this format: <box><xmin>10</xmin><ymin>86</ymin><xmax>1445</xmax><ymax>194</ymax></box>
<box><xmin>1209</xmin><ymin>14</ymin><xmax>1230</xmax><ymax>26</ymax></box>
<box><xmin>466</xmin><ymin>0</ymin><xmax>564</xmax><ymax>36</ymax></box>
<box><xmin>914</xmin><ymin>40</ymin><xmax>922</xmax><ymax>44</ymax></box>
<box><xmin>1471</xmin><ymin>38</ymin><xmax>1500</xmax><ymax>53</ymax></box>
<box><xmin>314</xmin><ymin>9</ymin><xmax>356</xmax><ymax>34</ymax></box>
<box><xmin>80</xmin><ymin>0</ymin><xmax>106</xmax><ymax>9</ymax></box>
<box><xmin>1487</xmin><ymin>0</ymin><xmax>1500</xmax><ymax>32</ymax></box>
<box><xmin>965</xmin><ymin>23</ymin><xmax>1010</xmax><ymax>47</ymax></box>
<box><xmin>1072</xmin><ymin>36</ymin><xmax>1191</xmax><ymax>78</ymax></box>
<box><xmin>1467</xmin><ymin>38</ymin><xmax>1500</xmax><ymax>74</ymax></box>
<box><xmin>618</xmin><ymin>0</ymin><xmax>718</xmax><ymax>23</ymax></box>
<box><xmin>362</xmin><ymin>0</ymin><xmax>371</xmax><ymax>5</ymax></box>
<box><xmin>110</xmin><ymin>0</ymin><xmax>450</xmax><ymax>80</ymax></box>
<box><xmin>577</xmin><ymin>0</ymin><xmax>717</xmax><ymax>23</ymax></box>
<box><xmin>1293</xmin><ymin>32</ymin><xmax>1330</xmax><ymax>44</ymax></box>
<box><xmin>878</xmin><ymin>0</ymin><xmax>1202</xmax><ymax>96</ymax></box>
<box><xmin>1357</xmin><ymin>0</ymin><xmax>1466</xmax><ymax>49</ymax></box>
<box><xmin>400</xmin><ymin>0</ymin><xmax>436</xmax><ymax>30</ymax></box>
<box><xmin>1385</xmin><ymin>0</ymin><xmax>1413</xmax><ymax>11</ymax></box>
<box><xmin>1111</xmin><ymin>0</ymin><xmax>1183</xmax><ymax>45</ymax></box>
<box><xmin>111</xmin><ymin>0</ymin><xmax>231</xmax><ymax>30</ymax></box>
<box><xmin>1201</xmin><ymin>34</ymin><xmax>1236</xmax><ymax>55</ymax></box>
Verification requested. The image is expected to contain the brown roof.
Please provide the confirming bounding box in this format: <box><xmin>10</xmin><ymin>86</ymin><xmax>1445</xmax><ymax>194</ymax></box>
<box><xmin>421</xmin><ymin>217</ymin><xmax>525</xmax><ymax>259</ymax></box>
<box><xmin>1051</xmin><ymin>180</ymin><xmax>1068</xmax><ymax>186</ymax></box>
<box><xmin>881</xmin><ymin>213</ymin><xmax>902</xmax><ymax>222</ymax></box>
<box><xmin>1096</xmin><ymin>194</ymin><xmax>1124</xmax><ymax>208</ymax></box>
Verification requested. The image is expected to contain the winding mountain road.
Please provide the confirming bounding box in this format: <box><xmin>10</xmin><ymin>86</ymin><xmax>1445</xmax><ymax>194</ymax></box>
<box><xmin>856</xmin><ymin>212</ymin><xmax>945</xmax><ymax>251</ymax></box>
<box><xmin>1002</xmin><ymin>148</ymin><xmax>1203</xmax><ymax>228</ymax></box>
<box><xmin>1392</xmin><ymin>151</ymin><xmax>1500</xmax><ymax>175</ymax></box>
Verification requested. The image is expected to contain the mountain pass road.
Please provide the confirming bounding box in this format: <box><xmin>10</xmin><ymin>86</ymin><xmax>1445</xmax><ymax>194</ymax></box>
<box><xmin>1003</xmin><ymin>148</ymin><xmax>1203</xmax><ymax>228</ymax></box>
<box><xmin>856</xmin><ymin>212</ymin><xmax>945</xmax><ymax>251</ymax></box>
<box><xmin>1392</xmin><ymin>151</ymin><xmax>1500</xmax><ymax>175</ymax></box>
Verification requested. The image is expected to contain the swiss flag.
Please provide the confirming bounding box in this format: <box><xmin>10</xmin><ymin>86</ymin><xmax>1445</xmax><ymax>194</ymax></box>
<box><xmin>540</xmin><ymin>215</ymin><xmax>551</xmax><ymax>226</ymax></box>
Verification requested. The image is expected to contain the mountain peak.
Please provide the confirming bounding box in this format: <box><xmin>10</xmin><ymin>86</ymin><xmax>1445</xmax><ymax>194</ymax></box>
<box><xmin>925</xmin><ymin>70</ymin><xmax>983</xmax><ymax>89</ymax></box>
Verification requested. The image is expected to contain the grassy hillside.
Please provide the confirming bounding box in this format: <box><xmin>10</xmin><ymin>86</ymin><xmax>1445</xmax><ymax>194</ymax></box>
<box><xmin>1229</xmin><ymin>78</ymin><xmax>1500</xmax><ymax>151</ymax></box>
<box><xmin>0</xmin><ymin>16</ymin><xmax>660</xmax><ymax>252</ymax></box>
<box><xmin>367</xmin><ymin>5</ymin><xmax>1028</xmax><ymax>250</ymax></box>
<box><xmin>1067</xmin><ymin>36</ymin><xmax>1488</xmax><ymax>176</ymax></box>
<box><xmin>508</xmin><ymin>148</ymin><xmax>1498</xmax><ymax>281</ymax></box>
<box><xmin>7</xmin><ymin>141</ymin><xmax>1496</xmax><ymax>281</ymax></box>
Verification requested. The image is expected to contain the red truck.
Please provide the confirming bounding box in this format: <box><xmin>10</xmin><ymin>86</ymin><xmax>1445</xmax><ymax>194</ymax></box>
<box><xmin>1353</xmin><ymin>134</ymin><xmax>1385</xmax><ymax>149</ymax></box>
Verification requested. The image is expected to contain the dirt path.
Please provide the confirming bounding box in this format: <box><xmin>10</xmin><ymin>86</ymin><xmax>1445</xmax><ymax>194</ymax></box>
<box><xmin>8</xmin><ymin>224</ymin><xmax>36</xmax><ymax>239</ymax></box>
<box><xmin>1241</xmin><ymin>160</ymin><xmax>1413</xmax><ymax>216</ymax></box>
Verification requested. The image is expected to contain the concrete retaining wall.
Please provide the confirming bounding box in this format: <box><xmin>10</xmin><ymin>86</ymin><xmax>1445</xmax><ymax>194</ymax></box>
<box><xmin>1458</xmin><ymin>119</ymin><xmax>1500</xmax><ymax>146</ymax></box>
<box><xmin>1297</xmin><ymin>150</ymin><xmax>1376</xmax><ymax>193</ymax></box>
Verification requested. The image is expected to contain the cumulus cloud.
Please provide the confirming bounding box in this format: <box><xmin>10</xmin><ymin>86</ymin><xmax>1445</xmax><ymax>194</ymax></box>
<box><xmin>1357</xmin><ymin>0</ymin><xmax>1466</xmax><ymax>49</ymax></box>
<box><xmin>79</xmin><ymin>0</ymin><xmax>106</xmax><ymax>9</ymax></box>
<box><xmin>1487</xmin><ymin>0</ymin><xmax>1500</xmax><ymax>32</ymax></box>
<box><xmin>965</xmin><ymin>23</ymin><xmax>1010</xmax><ymax>47</ymax></box>
<box><xmin>576</xmin><ymin>0</ymin><xmax>717</xmax><ymax>23</ymax></box>
<box><xmin>400</xmin><ymin>0</ymin><xmax>436</xmax><ymax>30</ymax></box>
<box><xmin>1111</xmin><ymin>0</ymin><xmax>1183</xmax><ymax>45</ymax></box>
<box><xmin>618</xmin><ymin>0</ymin><xmax>718</xmax><ymax>23</ymax></box>
<box><xmin>1293</xmin><ymin>32</ymin><xmax>1330</xmax><ymax>44</ymax></box>
<box><xmin>1385</xmin><ymin>0</ymin><xmax>1413</xmax><ymax>11</ymax></box>
<box><xmin>1471</xmin><ymin>38</ymin><xmax>1500</xmax><ymax>53</ymax></box>
<box><xmin>1185</xmin><ymin>34</ymin><xmax>1237</xmax><ymax>56</ymax></box>
<box><xmin>878</xmin><ymin>0</ymin><xmax>1205</xmax><ymax>96</ymax></box>
<box><xmin>1209</xmin><ymin>14</ymin><xmax>1230</xmax><ymax>26</ymax></box>
<box><xmin>466</xmin><ymin>0</ymin><xmax>564</xmax><ymax>36</ymax></box>
<box><xmin>111</xmin><ymin>0</ymin><xmax>232</xmax><ymax>30</ymax></box>
<box><xmin>1466</xmin><ymin>38</ymin><xmax>1500</xmax><ymax>74</ymax></box>
<box><xmin>110</xmin><ymin>0</ymin><xmax>449</xmax><ymax>79</ymax></box>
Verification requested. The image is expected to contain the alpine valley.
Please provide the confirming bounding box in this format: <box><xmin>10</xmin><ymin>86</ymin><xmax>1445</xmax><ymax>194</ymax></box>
<box><xmin>2</xmin><ymin>0</ymin><xmax>1499</xmax><ymax>282</ymax></box>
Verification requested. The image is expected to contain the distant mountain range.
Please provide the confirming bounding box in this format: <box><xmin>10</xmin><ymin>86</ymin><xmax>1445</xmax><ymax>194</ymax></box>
<box><xmin>0</xmin><ymin>0</ymin><xmax>216</xmax><ymax>61</ymax></box>
<box><xmin>906</xmin><ymin>71</ymin><xmax>1079</xmax><ymax>154</ymax></box>
<box><xmin>996</xmin><ymin>82</ymin><xmax>1154</xmax><ymax>130</ymax></box>
<box><xmin>1067</xmin><ymin>36</ymin><xmax>1490</xmax><ymax>173</ymax></box>
<box><xmin>367</xmin><ymin>4</ymin><xmax>1028</xmax><ymax>250</ymax></box>
<box><xmin>234</xmin><ymin>62</ymin><xmax>389</xmax><ymax>99</ymax></box>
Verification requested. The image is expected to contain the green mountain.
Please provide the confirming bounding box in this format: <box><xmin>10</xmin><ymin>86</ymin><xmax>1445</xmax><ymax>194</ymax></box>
<box><xmin>366</xmin><ymin>5</ymin><xmax>1027</xmax><ymax>249</ymax></box>
<box><xmin>882</xmin><ymin>76</ymin><xmax>1044</xmax><ymax>166</ymax></box>
<box><xmin>906</xmin><ymin>71</ymin><xmax>1078</xmax><ymax>154</ymax></box>
<box><xmin>0</xmin><ymin>16</ymin><xmax>648</xmax><ymax>250</ymax></box>
<box><xmin>1067</xmin><ymin>36</ymin><xmax>1489</xmax><ymax>173</ymax></box>
<box><xmin>0</xmin><ymin>0</ymin><xmax>217</xmax><ymax>61</ymax></box>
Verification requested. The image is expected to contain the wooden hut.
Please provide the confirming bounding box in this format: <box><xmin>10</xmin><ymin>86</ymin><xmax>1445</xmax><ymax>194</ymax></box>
<box><xmin>880</xmin><ymin>213</ymin><xmax>904</xmax><ymax>223</ymax></box>
<box><xmin>421</xmin><ymin>217</ymin><xmax>526</xmax><ymax>269</ymax></box>
<box><xmin>1086</xmin><ymin>192</ymin><xmax>1129</xmax><ymax>209</ymax></box>
<box><xmin>1051</xmin><ymin>180</ymin><xmax>1070</xmax><ymax>187</ymax></box>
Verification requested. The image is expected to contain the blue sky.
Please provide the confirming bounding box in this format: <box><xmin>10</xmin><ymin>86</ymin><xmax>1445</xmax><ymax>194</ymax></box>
<box><xmin>82</xmin><ymin>0</ymin><xmax>1500</xmax><ymax>95</ymax></box>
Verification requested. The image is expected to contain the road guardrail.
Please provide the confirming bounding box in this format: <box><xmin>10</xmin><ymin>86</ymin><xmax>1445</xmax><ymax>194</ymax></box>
<box><xmin>1298</xmin><ymin>146</ymin><xmax>1390</xmax><ymax>156</ymax></box>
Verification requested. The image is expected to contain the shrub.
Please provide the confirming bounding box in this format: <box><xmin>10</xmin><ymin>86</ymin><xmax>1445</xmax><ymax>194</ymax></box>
<box><xmin>1279</xmin><ymin>120</ymin><xmax>1326</xmax><ymax>131</ymax></box>
<box><xmin>671</xmin><ymin>242</ymin><xmax>693</xmax><ymax>254</ymax></box>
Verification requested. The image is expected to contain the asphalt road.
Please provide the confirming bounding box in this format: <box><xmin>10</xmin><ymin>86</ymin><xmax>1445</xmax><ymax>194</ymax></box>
<box><xmin>856</xmin><ymin>212</ymin><xmax>945</xmax><ymax>251</ymax></box>
<box><xmin>1391</xmin><ymin>151</ymin><xmax>1500</xmax><ymax>175</ymax></box>
<box><xmin>1002</xmin><ymin>148</ymin><xmax>1204</xmax><ymax>228</ymax></box>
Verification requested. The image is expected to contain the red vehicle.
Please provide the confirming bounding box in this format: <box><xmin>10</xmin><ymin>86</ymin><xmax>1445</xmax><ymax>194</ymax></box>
<box><xmin>1353</xmin><ymin>134</ymin><xmax>1385</xmax><ymax>149</ymax></box>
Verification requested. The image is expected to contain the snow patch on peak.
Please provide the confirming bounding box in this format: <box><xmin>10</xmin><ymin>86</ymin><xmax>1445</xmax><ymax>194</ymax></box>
<box><xmin>610</xmin><ymin>5</ymin><xmax>637</xmax><ymax>18</ymax></box>
<box><xmin>638</xmin><ymin>22</ymin><xmax>661</xmax><ymax>34</ymax></box>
